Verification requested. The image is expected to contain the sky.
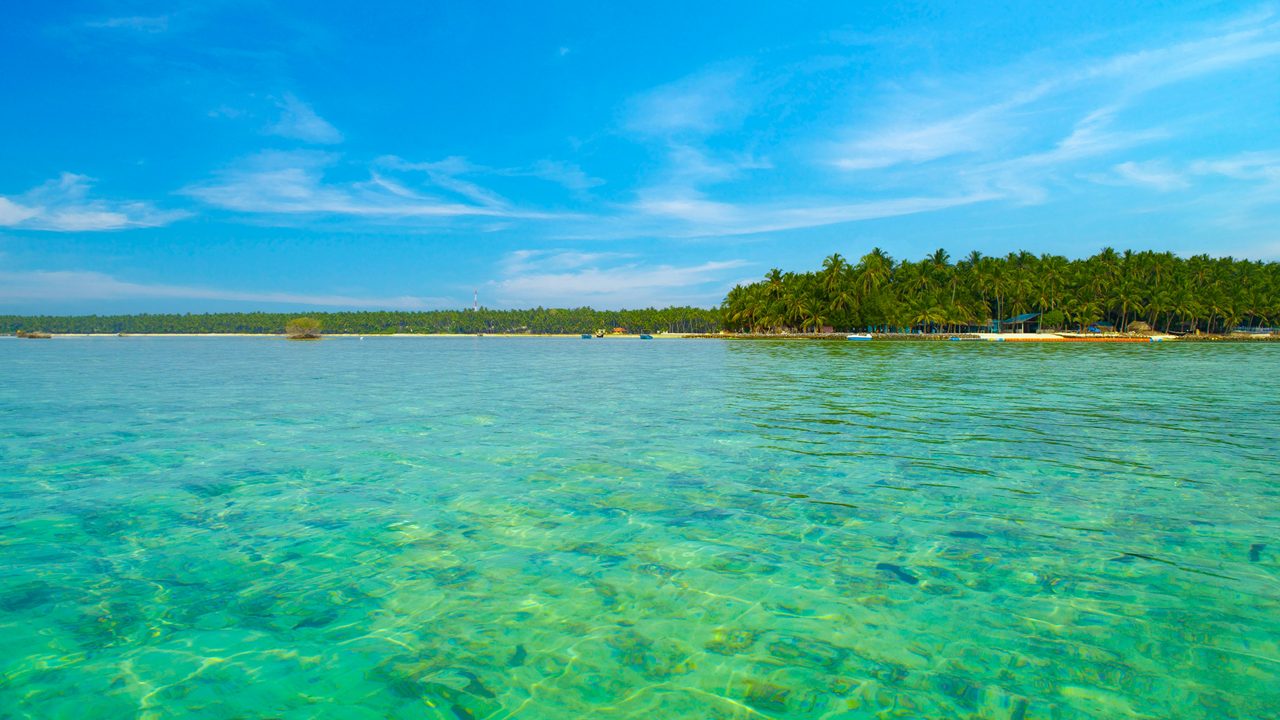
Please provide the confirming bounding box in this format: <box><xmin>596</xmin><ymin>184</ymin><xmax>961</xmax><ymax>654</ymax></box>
<box><xmin>1</xmin><ymin>1</ymin><xmax>1278</xmax><ymax>313</ymax></box>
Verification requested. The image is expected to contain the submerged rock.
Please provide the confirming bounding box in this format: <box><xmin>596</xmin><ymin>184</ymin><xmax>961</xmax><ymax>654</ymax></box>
<box><xmin>744</xmin><ymin>680</ymin><xmax>790</xmax><ymax>713</ymax></box>
<box><xmin>705</xmin><ymin>628</ymin><xmax>757</xmax><ymax>655</ymax></box>
<box><xmin>876</xmin><ymin>562</ymin><xmax>919</xmax><ymax>585</ymax></box>
<box><xmin>507</xmin><ymin>644</ymin><xmax>527</xmax><ymax>667</ymax></box>
<box><xmin>767</xmin><ymin>635</ymin><xmax>848</xmax><ymax>670</ymax></box>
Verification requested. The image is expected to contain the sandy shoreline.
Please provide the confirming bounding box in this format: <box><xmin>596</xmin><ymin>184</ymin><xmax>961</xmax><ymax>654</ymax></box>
<box><xmin>12</xmin><ymin>333</ymin><xmax>696</xmax><ymax>339</ymax></box>
<box><xmin>6</xmin><ymin>332</ymin><xmax>1276</xmax><ymax>342</ymax></box>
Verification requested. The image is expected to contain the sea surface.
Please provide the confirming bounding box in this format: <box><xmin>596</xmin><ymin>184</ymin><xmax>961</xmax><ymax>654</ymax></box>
<box><xmin>1</xmin><ymin>337</ymin><xmax>1277</xmax><ymax>719</ymax></box>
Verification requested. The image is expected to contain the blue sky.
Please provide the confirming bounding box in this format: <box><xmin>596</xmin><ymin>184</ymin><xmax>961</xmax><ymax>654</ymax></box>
<box><xmin>1</xmin><ymin>1</ymin><xmax>1278</xmax><ymax>312</ymax></box>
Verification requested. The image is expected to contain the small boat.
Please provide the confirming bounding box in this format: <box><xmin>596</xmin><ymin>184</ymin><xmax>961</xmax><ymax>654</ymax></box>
<box><xmin>639</xmin><ymin>334</ymin><xmax>653</xmax><ymax>340</ymax></box>
<box><xmin>846</xmin><ymin>333</ymin><xmax>872</xmax><ymax>341</ymax></box>
<box><xmin>581</xmin><ymin>333</ymin><xmax>592</xmax><ymax>339</ymax></box>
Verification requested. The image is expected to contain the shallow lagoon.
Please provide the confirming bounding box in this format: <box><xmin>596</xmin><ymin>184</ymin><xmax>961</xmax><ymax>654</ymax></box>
<box><xmin>1</xmin><ymin>337</ymin><xmax>1277</xmax><ymax>718</ymax></box>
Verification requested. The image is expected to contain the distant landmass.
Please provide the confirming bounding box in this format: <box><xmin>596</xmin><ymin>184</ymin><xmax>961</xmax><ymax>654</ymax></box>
<box><xmin>722</xmin><ymin>248</ymin><xmax>1278</xmax><ymax>335</ymax></box>
<box><xmin>0</xmin><ymin>307</ymin><xmax>721</xmax><ymax>335</ymax></box>
<box><xmin>6</xmin><ymin>248</ymin><xmax>1277</xmax><ymax>337</ymax></box>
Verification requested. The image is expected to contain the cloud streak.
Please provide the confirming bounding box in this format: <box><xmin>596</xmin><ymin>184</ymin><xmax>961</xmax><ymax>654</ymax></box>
<box><xmin>620</xmin><ymin>191</ymin><xmax>998</xmax><ymax>238</ymax></box>
<box><xmin>492</xmin><ymin>249</ymin><xmax>747</xmax><ymax>307</ymax></box>
<box><xmin>830</xmin><ymin>12</ymin><xmax>1280</xmax><ymax>179</ymax></box>
<box><xmin>0</xmin><ymin>270</ymin><xmax>447</xmax><ymax>309</ymax></box>
<box><xmin>186</xmin><ymin>151</ymin><xmax>570</xmax><ymax>222</ymax></box>
<box><xmin>85</xmin><ymin>15</ymin><xmax>169</xmax><ymax>33</ymax></box>
<box><xmin>624</xmin><ymin>66</ymin><xmax>755</xmax><ymax>137</ymax></box>
<box><xmin>0</xmin><ymin>174</ymin><xmax>187</xmax><ymax>231</ymax></box>
<box><xmin>269</xmin><ymin>94</ymin><xmax>343</xmax><ymax>144</ymax></box>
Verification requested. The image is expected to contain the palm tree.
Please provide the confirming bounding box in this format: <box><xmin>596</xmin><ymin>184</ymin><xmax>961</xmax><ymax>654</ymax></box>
<box><xmin>821</xmin><ymin>253</ymin><xmax>848</xmax><ymax>294</ymax></box>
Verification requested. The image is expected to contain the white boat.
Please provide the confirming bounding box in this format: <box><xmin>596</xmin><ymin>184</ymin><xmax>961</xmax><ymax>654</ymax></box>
<box><xmin>846</xmin><ymin>333</ymin><xmax>873</xmax><ymax>341</ymax></box>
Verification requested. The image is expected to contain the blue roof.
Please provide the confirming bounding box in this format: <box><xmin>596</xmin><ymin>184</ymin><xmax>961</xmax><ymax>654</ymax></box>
<box><xmin>1001</xmin><ymin>312</ymin><xmax>1041</xmax><ymax>323</ymax></box>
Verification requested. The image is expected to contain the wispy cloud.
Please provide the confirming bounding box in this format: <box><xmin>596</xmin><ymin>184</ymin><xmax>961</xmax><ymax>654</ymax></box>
<box><xmin>1191</xmin><ymin>151</ymin><xmax>1280</xmax><ymax>183</ymax></box>
<box><xmin>829</xmin><ymin>11</ymin><xmax>1280</xmax><ymax>181</ymax></box>
<box><xmin>1086</xmin><ymin>16</ymin><xmax>1280</xmax><ymax>92</ymax></box>
<box><xmin>506</xmin><ymin>160</ymin><xmax>604</xmax><ymax>193</ymax></box>
<box><xmin>185</xmin><ymin>151</ymin><xmax>567</xmax><ymax>222</ymax></box>
<box><xmin>491</xmin><ymin>249</ymin><xmax>746</xmax><ymax>307</ymax></box>
<box><xmin>0</xmin><ymin>174</ymin><xmax>188</xmax><ymax>231</ymax></box>
<box><xmin>377</xmin><ymin>155</ymin><xmax>510</xmax><ymax>208</ymax></box>
<box><xmin>619</xmin><ymin>190</ymin><xmax>998</xmax><ymax>238</ymax></box>
<box><xmin>0</xmin><ymin>270</ymin><xmax>447</xmax><ymax>309</ymax></box>
<box><xmin>1093</xmin><ymin>160</ymin><xmax>1191</xmax><ymax>191</ymax></box>
<box><xmin>624</xmin><ymin>65</ymin><xmax>755</xmax><ymax>137</ymax></box>
<box><xmin>85</xmin><ymin>15</ymin><xmax>169</xmax><ymax>33</ymax></box>
<box><xmin>1082</xmin><ymin>151</ymin><xmax>1279</xmax><ymax>195</ymax></box>
<box><xmin>269</xmin><ymin>93</ymin><xmax>343</xmax><ymax>144</ymax></box>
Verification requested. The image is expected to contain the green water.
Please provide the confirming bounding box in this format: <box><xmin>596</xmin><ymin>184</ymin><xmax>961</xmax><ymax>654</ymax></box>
<box><xmin>1</xmin><ymin>337</ymin><xmax>1277</xmax><ymax>719</ymax></box>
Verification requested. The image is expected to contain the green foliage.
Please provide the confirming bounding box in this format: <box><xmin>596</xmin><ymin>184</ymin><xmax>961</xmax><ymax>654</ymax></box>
<box><xmin>1</xmin><ymin>307</ymin><xmax>722</xmax><ymax>335</ymax></box>
<box><xmin>721</xmin><ymin>248</ymin><xmax>1280</xmax><ymax>334</ymax></box>
<box><xmin>1040</xmin><ymin>309</ymin><xmax>1066</xmax><ymax>330</ymax></box>
<box><xmin>285</xmin><ymin>316</ymin><xmax>322</xmax><ymax>338</ymax></box>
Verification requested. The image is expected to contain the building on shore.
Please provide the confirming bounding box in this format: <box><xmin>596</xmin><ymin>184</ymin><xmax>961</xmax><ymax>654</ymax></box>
<box><xmin>998</xmin><ymin>312</ymin><xmax>1041</xmax><ymax>334</ymax></box>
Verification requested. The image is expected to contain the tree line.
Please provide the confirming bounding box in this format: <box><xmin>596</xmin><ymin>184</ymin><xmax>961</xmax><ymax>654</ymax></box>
<box><xmin>6</xmin><ymin>249</ymin><xmax>1275</xmax><ymax>336</ymax></box>
<box><xmin>721</xmin><ymin>248</ymin><xmax>1280</xmax><ymax>334</ymax></box>
<box><xmin>0</xmin><ymin>307</ymin><xmax>721</xmax><ymax>335</ymax></box>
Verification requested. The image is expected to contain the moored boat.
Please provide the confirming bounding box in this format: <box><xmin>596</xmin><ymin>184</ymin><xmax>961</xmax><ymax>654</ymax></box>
<box><xmin>846</xmin><ymin>333</ymin><xmax>872</xmax><ymax>341</ymax></box>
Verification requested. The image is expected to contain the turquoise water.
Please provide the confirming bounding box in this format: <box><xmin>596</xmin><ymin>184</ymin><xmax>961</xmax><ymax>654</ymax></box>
<box><xmin>1</xmin><ymin>337</ymin><xmax>1277</xmax><ymax>719</ymax></box>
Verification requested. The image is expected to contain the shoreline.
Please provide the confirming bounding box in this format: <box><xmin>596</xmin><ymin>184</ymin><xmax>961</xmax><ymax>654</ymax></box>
<box><xmin>689</xmin><ymin>332</ymin><xmax>1279</xmax><ymax>342</ymax></box>
<box><xmin>3</xmin><ymin>332</ymin><xmax>696</xmax><ymax>339</ymax></box>
<box><xmin>5</xmin><ymin>331</ymin><xmax>1277</xmax><ymax>342</ymax></box>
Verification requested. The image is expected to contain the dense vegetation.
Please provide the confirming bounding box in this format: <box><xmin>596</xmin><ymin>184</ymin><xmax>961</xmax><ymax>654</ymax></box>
<box><xmin>285</xmin><ymin>317</ymin><xmax>322</xmax><ymax>340</ymax></box>
<box><xmin>722</xmin><ymin>248</ymin><xmax>1280</xmax><ymax>334</ymax></box>
<box><xmin>0</xmin><ymin>307</ymin><xmax>721</xmax><ymax>335</ymax></box>
<box><xmin>7</xmin><ymin>249</ymin><xmax>1276</xmax><ymax>337</ymax></box>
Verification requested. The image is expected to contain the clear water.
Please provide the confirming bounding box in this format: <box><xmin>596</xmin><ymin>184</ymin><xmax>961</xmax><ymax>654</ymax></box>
<box><xmin>1</xmin><ymin>337</ymin><xmax>1277</xmax><ymax>719</ymax></box>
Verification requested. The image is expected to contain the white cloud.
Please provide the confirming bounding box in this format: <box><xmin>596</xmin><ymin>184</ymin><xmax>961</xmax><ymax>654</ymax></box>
<box><xmin>593</xmin><ymin>189</ymin><xmax>998</xmax><ymax>239</ymax></box>
<box><xmin>830</xmin><ymin>12</ymin><xmax>1280</xmax><ymax>175</ymax></box>
<box><xmin>0</xmin><ymin>269</ymin><xmax>447</xmax><ymax>309</ymax></box>
<box><xmin>1190</xmin><ymin>151</ymin><xmax>1280</xmax><ymax>182</ymax></box>
<box><xmin>269</xmin><ymin>94</ymin><xmax>343</xmax><ymax>144</ymax></box>
<box><xmin>0</xmin><ymin>174</ymin><xmax>187</xmax><ymax>231</ymax></box>
<box><xmin>492</xmin><ymin>250</ymin><xmax>746</xmax><ymax>307</ymax></box>
<box><xmin>512</xmin><ymin>160</ymin><xmax>604</xmax><ymax>193</ymax></box>
<box><xmin>662</xmin><ymin>145</ymin><xmax>771</xmax><ymax>186</ymax></box>
<box><xmin>0</xmin><ymin>198</ymin><xmax>40</xmax><ymax>226</ymax></box>
<box><xmin>625</xmin><ymin>66</ymin><xmax>753</xmax><ymax>137</ymax></box>
<box><xmin>1086</xmin><ymin>18</ymin><xmax>1280</xmax><ymax>92</ymax></box>
<box><xmin>377</xmin><ymin>155</ymin><xmax>510</xmax><ymax>208</ymax></box>
<box><xmin>85</xmin><ymin>15</ymin><xmax>169</xmax><ymax>33</ymax></box>
<box><xmin>1108</xmin><ymin>160</ymin><xmax>1190</xmax><ymax>191</ymax></box>
<box><xmin>185</xmin><ymin>151</ymin><xmax>567</xmax><ymax>221</ymax></box>
<box><xmin>832</xmin><ymin>106</ymin><xmax>1018</xmax><ymax>170</ymax></box>
<box><xmin>1081</xmin><ymin>152</ymin><xmax>1279</xmax><ymax>196</ymax></box>
<box><xmin>501</xmin><ymin>249</ymin><xmax>635</xmax><ymax>274</ymax></box>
